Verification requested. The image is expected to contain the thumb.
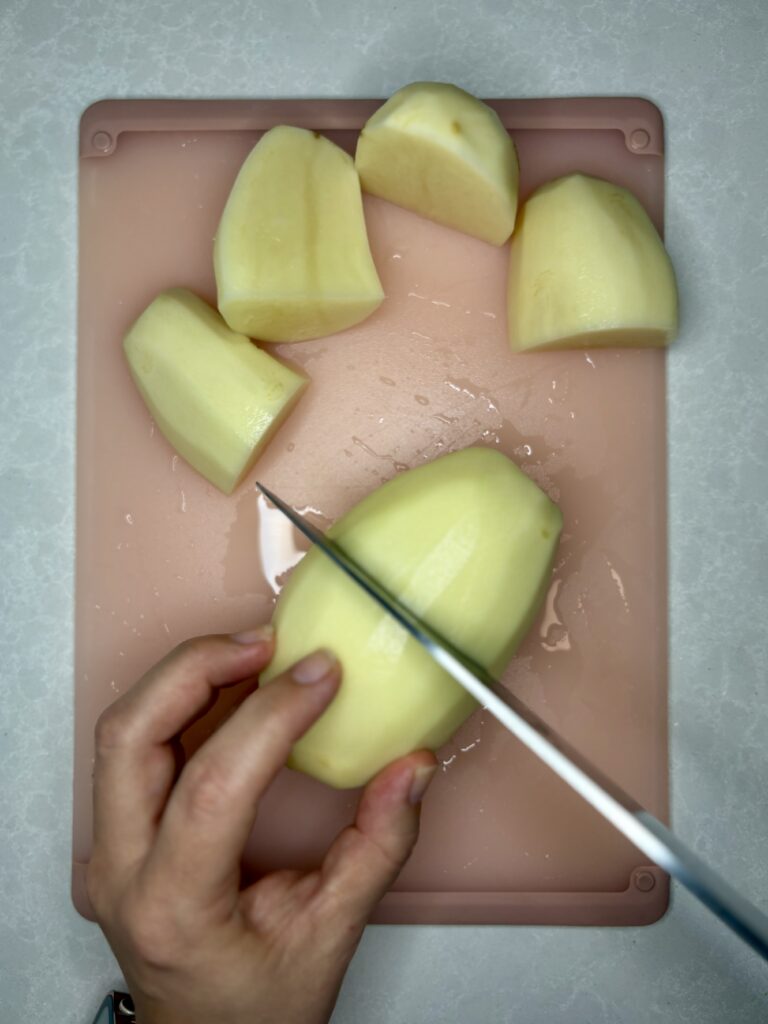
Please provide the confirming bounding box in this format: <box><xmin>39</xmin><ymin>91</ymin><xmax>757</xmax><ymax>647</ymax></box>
<box><xmin>315</xmin><ymin>751</ymin><xmax>437</xmax><ymax>924</ymax></box>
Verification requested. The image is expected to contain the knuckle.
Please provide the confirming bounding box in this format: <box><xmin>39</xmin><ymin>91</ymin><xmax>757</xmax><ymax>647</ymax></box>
<box><xmin>122</xmin><ymin>900</ymin><xmax>179</xmax><ymax>969</ymax></box>
<box><xmin>355</xmin><ymin>828</ymin><xmax>408</xmax><ymax>883</ymax></box>
<box><xmin>249</xmin><ymin>716</ymin><xmax>295</xmax><ymax>771</ymax></box>
<box><xmin>85</xmin><ymin>859</ymin><xmax>110</xmax><ymax>919</ymax></box>
<box><xmin>254</xmin><ymin>686</ymin><xmax>302</xmax><ymax>741</ymax></box>
<box><xmin>180</xmin><ymin>756</ymin><xmax>232</xmax><ymax>821</ymax></box>
<box><xmin>173</xmin><ymin>636</ymin><xmax>210</xmax><ymax>671</ymax></box>
<box><xmin>227</xmin><ymin>684</ymin><xmax>294</xmax><ymax>753</ymax></box>
<box><xmin>368</xmin><ymin>833</ymin><xmax>410</xmax><ymax>876</ymax></box>
<box><xmin>94</xmin><ymin>706</ymin><xmax>127</xmax><ymax>755</ymax></box>
<box><xmin>252</xmin><ymin>702</ymin><xmax>293</xmax><ymax>753</ymax></box>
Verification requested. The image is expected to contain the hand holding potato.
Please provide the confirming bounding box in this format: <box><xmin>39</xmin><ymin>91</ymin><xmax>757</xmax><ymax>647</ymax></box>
<box><xmin>87</xmin><ymin>627</ymin><xmax>436</xmax><ymax>1024</ymax></box>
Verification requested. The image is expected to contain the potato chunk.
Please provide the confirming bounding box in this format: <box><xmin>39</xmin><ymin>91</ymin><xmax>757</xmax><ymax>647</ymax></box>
<box><xmin>214</xmin><ymin>126</ymin><xmax>384</xmax><ymax>342</ymax></box>
<box><xmin>355</xmin><ymin>82</ymin><xmax>519</xmax><ymax>245</ymax></box>
<box><xmin>507</xmin><ymin>173</ymin><xmax>678</xmax><ymax>351</ymax></box>
<box><xmin>263</xmin><ymin>448</ymin><xmax>561</xmax><ymax>788</ymax></box>
<box><xmin>124</xmin><ymin>289</ymin><xmax>307</xmax><ymax>493</ymax></box>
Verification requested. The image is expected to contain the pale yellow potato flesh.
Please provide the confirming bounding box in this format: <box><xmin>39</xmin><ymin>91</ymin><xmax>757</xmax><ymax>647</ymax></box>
<box><xmin>355</xmin><ymin>82</ymin><xmax>519</xmax><ymax>246</ymax></box>
<box><xmin>507</xmin><ymin>173</ymin><xmax>678</xmax><ymax>352</ymax></box>
<box><xmin>262</xmin><ymin>447</ymin><xmax>562</xmax><ymax>788</ymax></box>
<box><xmin>123</xmin><ymin>289</ymin><xmax>307</xmax><ymax>494</ymax></box>
<box><xmin>214</xmin><ymin>125</ymin><xmax>384</xmax><ymax>343</ymax></box>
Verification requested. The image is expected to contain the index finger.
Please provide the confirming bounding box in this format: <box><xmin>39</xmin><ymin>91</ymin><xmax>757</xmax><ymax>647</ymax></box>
<box><xmin>146</xmin><ymin>650</ymin><xmax>341</xmax><ymax>906</ymax></box>
<box><xmin>92</xmin><ymin>628</ymin><xmax>275</xmax><ymax>872</ymax></box>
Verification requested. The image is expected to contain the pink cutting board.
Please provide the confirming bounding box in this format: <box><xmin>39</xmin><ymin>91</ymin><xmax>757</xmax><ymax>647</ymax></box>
<box><xmin>74</xmin><ymin>98</ymin><xmax>669</xmax><ymax>924</ymax></box>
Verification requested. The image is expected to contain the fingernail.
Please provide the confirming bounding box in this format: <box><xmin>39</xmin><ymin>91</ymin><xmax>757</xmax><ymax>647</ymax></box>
<box><xmin>408</xmin><ymin>764</ymin><xmax>437</xmax><ymax>805</ymax></box>
<box><xmin>292</xmin><ymin>649</ymin><xmax>338</xmax><ymax>684</ymax></box>
<box><xmin>231</xmin><ymin>624</ymin><xmax>274</xmax><ymax>645</ymax></box>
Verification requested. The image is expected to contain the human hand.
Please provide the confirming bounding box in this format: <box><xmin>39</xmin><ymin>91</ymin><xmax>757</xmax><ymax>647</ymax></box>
<box><xmin>87</xmin><ymin>626</ymin><xmax>437</xmax><ymax>1024</ymax></box>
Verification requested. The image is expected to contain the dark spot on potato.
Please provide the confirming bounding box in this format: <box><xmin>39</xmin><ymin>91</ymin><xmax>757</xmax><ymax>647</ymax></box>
<box><xmin>541</xmin><ymin>528</ymin><xmax>551</xmax><ymax>538</ymax></box>
<box><xmin>451</xmin><ymin>120</ymin><xmax>462</xmax><ymax>134</ymax></box>
<box><xmin>314</xmin><ymin>131</ymin><xmax>321</xmax><ymax>139</ymax></box>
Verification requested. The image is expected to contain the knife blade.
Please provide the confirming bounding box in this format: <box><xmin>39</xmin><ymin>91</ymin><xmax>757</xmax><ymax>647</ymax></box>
<box><xmin>256</xmin><ymin>481</ymin><xmax>768</xmax><ymax>960</ymax></box>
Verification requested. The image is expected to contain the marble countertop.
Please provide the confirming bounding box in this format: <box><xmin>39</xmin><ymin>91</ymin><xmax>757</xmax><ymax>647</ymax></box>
<box><xmin>1</xmin><ymin>0</ymin><xmax>766</xmax><ymax>1021</ymax></box>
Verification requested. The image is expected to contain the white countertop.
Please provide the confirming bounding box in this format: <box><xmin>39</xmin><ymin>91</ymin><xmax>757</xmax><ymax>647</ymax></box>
<box><xmin>1</xmin><ymin>0</ymin><xmax>767</xmax><ymax>1020</ymax></box>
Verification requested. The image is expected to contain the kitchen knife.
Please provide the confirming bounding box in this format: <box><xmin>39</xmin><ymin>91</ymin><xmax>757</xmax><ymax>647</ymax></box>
<box><xmin>257</xmin><ymin>482</ymin><xmax>768</xmax><ymax>961</ymax></box>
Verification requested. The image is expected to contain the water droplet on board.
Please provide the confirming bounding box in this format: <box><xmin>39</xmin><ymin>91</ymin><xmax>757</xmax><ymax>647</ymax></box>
<box><xmin>124</xmin><ymin>513</ymin><xmax>134</xmax><ymax>526</ymax></box>
<box><xmin>606</xmin><ymin>558</ymin><xmax>630</xmax><ymax>612</ymax></box>
<box><xmin>540</xmin><ymin>578</ymin><xmax>571</xmax><ymax>652</ymax></box>
<box><xmin>351</xmin><ymin>436</ymin><xmax>408</xmax><ymax>474</ymax></box>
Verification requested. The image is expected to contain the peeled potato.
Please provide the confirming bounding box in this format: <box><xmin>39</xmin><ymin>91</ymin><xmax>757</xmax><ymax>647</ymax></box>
<box><xmin>507</xmin><ymin>173</ymin><xmax>678</xmax><ymax>351</ymax></box>
<box><xmin>262</xmin><ymin>447</ymin><xmax>562</xmax><ymax>788</ymax></box>
<box><xmin>124</xmin><ymin>289</ymin><xmax>307</xmax><ymax>494</ymax></box>
<box><xmin>214</xmin><ymin>125</ymin><xmax>384</xmax><ymax>343</ymax></box>
<box><xmin>355</xmin><ymin>82</ymin><xmax>519</xmax><ymax>245</ymax></box>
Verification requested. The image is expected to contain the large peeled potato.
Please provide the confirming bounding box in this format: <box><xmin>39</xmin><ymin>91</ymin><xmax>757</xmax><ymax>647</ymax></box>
<box><xmin>355</xmin><ymin>82</ymin><xmax>519</xmax><ymax>245</ymax></box>
<box><xmin>507</xmin><ymin>173</ymin><xmax>678</xmax><ymax>351</ymax></box>
<box><xmin>124</xmin><ymin>289</ymin><xmax>307</xmax><ymax>494</ymax></box>
<box><xmin>214</xmin><ymin>126</ymin><xmax>384</xmax><ymax>343</ymax></box>
<box><xmin>263</xmin><ymin>447</ymin><xmax>562</xmax><ymax>788</ymax></box>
